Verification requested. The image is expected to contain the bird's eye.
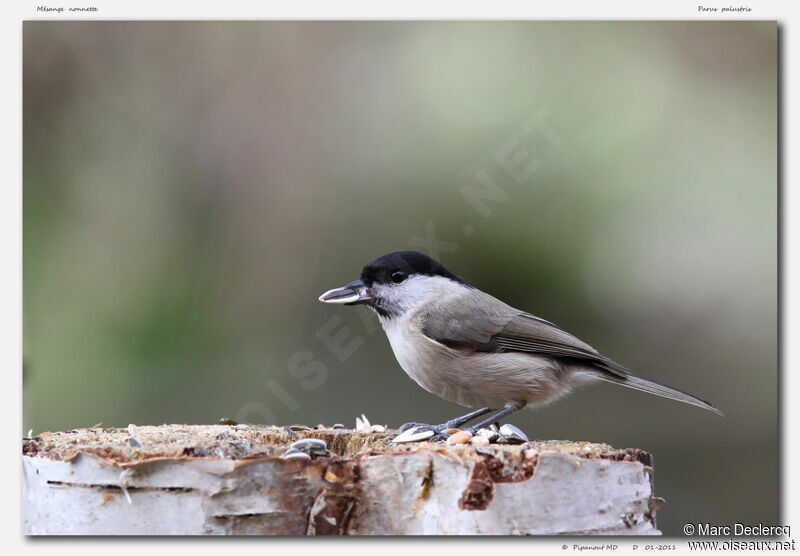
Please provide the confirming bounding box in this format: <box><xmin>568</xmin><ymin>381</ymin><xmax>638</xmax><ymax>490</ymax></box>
<box><xmin>391</xmin><ymin>271</ymin><xmax>406</xmax><ymax>284</ymax></box>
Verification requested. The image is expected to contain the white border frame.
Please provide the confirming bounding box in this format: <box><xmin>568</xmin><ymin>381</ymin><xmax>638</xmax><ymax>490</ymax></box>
<box><xmin>6</xmin><ymin>2</ymin><xmax>790</xmax><ymax>553</ymax></box>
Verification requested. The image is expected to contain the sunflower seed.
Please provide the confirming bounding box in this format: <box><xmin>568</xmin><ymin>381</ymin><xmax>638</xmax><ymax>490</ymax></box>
<box><xmin>392</xmin><ymin>426</ymin><xmax>435</xmax><ymax>444</ymax></box>
<box><xmin>447</xmin><ymin>430</ymin><xmax>473</xmax><ymax>445</ymax></box>
<box><xmin>281</xmin><ymin>448</ymin><xmax>311</xmax><ymax>460</ymax></box>
<box><xmin>498</xmin><ymin>423</ymin><xmax>529</xmax><ymax>444</ymax></box>
<box><xmin>356</xmin><ymin>414</ymin><xmax>371</xmax><ymax>432</ymax></box>
<box><xmin>470</xmin><ymin>435</ymin><xmax>490</xmax><ymax>447</ymax></box>
<box><xmin>290</xmin><ymin>438</ymin><xmax>327</xmax><ymax>456</ymax></box>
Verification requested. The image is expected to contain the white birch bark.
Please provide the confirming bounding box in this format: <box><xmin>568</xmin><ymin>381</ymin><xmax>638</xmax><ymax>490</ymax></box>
<box><xmin>23</xmin><ymin>424</ymin><xmax>662</xmax><ymax>535</ymax></box>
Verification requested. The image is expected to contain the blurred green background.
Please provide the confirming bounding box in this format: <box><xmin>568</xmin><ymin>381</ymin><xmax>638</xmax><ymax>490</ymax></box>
<box><xmin>23</xmin><ymin>22</ymin><xmax>776</xmax><ymax>535</ymax></box>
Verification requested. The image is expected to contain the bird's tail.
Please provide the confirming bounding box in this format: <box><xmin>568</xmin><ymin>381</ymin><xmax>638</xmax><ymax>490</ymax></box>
<box><xmin>593</xmin><ymin>369</ymin><xmax>724</xmax><ymax>416</ymax></box>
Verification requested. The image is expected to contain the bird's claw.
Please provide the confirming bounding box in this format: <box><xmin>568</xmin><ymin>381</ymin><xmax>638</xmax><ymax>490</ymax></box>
<box><xmin>393</xmin><ymin>423</ymin><xmax>450</xmax><ymax>443</ymax></box>
<box><xmin>398</xmin><ymin>422</ymin><xmax>429</xmax><ymax>433</ymax></box>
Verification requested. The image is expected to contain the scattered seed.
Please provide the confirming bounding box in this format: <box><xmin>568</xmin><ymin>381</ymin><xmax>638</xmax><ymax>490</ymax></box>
<box><xmin>281</xmin><ymin>448</ymin><xmax>311</xmax><ymax>460</ymax></box>
<box><xmin>498</xmin><ymin>423</ymin><xmax>529</xmax><ymax>444</ymax></box>
<box><xmin>368</xmin><ymin>424</ymin><xmax>386</xmax><ymax>433</ymax></box>
<box><xmin>446</xmin><ymin>430</ymin><xmax>473</xmax><ymax>445</ymax></box>
<box><xmin>233</xmin><ymin>423</ymin><xmax>249</xmax><ymax>430</ymax></box>
<box><xmin>442</xmin><ymin>428</ymin><xmax>460</xmax><ymax>435</ymax></box>
<box><xmin>476</xmin><ymin>427</ymin><xmax>499</xmax><ymax>442</ymax></box>
<box><xmin>356</xmin><ymin>414</ymin><xmax>371</xmax><ymax>432</ymax></box>
<box><xmin>218</xmin><ymin>418</ymin><xmax>238</xmax><ymax>425</ymax></box>
<box><xmin>290</xmin><ymin>438</ymin><xmax>327</xmax><ymax>456</ymax></box>
<box><xmin>470</xmin><ymin>435</ymin><xmax>490</xmax><ymax>447</ymax></box>
<box><xmin>392</xmin><ymin>426</ymin><xmax>435</xmax><ymax>444</ymax></box>
<box><xmin>324</xmin><ymin>469</ymin><xmax>341</xmax><ymax>483</ymax></box>
<box><xmin>332</xmin><ymin>423</ymin><xmax>345</xmax><ymax>429</ymax></box>
<box><xmin>128</xmin><ymin>438</ymin><xmax>142</xmax><ymax>448</ymax></box>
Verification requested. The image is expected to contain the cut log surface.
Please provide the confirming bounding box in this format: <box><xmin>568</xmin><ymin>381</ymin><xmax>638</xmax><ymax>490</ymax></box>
<box><xmin>22</xmin><ymin>424</ymin><xmax>663</xmax><ymax>535</ymax></box>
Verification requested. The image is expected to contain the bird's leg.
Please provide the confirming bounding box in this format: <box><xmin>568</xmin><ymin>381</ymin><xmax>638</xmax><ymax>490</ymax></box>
<box><xmin>467</xmin><ymin>404</ymin><xmax>524</xmax><ymax>436</ymax></box>
<box><xmin>397</xmin><ymin>407</ymin><xmax>494</xmax><ymax>441</ymax></box>
<box><xmin>398</xmin><ymin>407</ymin><xmax>492</xmax><ymax>434</ymax></box>
<box><xmin>442</xmin><ymin>407</ymin><xmax>494</xmax><ymax>429</ymax></box>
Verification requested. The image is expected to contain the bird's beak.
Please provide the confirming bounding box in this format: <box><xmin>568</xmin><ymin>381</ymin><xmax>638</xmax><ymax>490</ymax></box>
<box><xmin>318</xmin><ymin>279</ymin><xmax>373</xmax><ymax>305</ymax></box>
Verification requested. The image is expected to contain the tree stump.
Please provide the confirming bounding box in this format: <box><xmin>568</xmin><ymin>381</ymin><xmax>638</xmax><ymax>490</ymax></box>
<box><xmin>22</xmin><ymin>424</ymin><xmax>663</xmax><ymax>535</ymax></box>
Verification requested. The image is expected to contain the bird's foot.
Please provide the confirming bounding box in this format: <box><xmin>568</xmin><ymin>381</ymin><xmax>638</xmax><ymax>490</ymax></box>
<box><xmin>394</xmin><ymin>422</ymin><xmax>453</xmax><ymax>443</ymax></box>
<box><xmin>398</xmin><ymin>422</ymin><xmax>431</xmax><ymax>433</ymax></box>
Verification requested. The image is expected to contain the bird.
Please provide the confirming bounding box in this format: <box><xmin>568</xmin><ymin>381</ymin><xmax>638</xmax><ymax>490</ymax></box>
<box><xmin>319</xmin><ymin>251</ymin><xmax>722</xmax><ymax>441</ymax></box>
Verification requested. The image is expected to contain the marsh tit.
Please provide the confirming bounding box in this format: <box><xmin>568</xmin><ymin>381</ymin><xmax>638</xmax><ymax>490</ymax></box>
<box><xmin>319</xmin><ymin>251</ymin><xmax>722</xmax><ymax>441</ymax></box>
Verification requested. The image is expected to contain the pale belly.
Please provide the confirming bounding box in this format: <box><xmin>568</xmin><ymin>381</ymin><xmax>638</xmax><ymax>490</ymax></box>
<box><xmin>381</xmin><ymin>318</ymin><xmax>570</xmax><ymax>409</ymax></box>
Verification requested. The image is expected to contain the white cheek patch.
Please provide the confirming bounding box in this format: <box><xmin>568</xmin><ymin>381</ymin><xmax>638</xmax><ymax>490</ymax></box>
<box><xmin>377</xmin><ymin>275</ymin><xmax>470</xmax><ymax>315</ymax></box>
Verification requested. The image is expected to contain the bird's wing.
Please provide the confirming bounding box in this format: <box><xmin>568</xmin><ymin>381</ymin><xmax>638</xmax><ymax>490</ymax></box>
<box><xmin>419</xmin><ymin>290</ymin><xmax>626</xmax><ymax>375</ymax></box>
